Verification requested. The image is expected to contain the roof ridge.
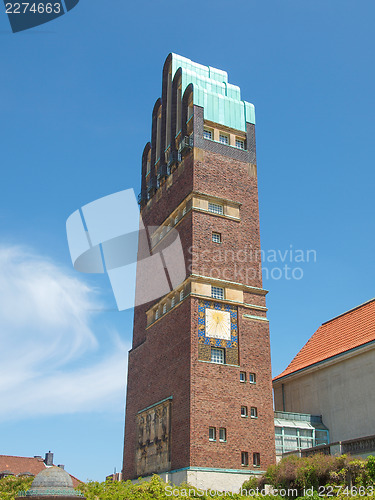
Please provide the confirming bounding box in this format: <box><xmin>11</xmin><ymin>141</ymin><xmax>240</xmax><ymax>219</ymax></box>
<box><xmin>274</xmin><ymin>298</ymin><xmax>375</xmax><ymax>381</ymax></box>
<box><xmin>322</xmin><ymin>298</ymin><xmax>375</xmax><ymax>326</ymax></box>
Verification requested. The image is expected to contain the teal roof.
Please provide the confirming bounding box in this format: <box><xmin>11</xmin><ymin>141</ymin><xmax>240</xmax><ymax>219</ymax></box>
<box><xmin>171</xmin><ymin>53</ymin><xmax>255</xmax><ymax>131</ymax></box>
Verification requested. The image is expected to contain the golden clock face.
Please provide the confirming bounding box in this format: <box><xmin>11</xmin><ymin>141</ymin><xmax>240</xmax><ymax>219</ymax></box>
<box><xmin>205</xmin><ymin>308</ymin><xmax>231</xmax><ymax>340</ymax></box>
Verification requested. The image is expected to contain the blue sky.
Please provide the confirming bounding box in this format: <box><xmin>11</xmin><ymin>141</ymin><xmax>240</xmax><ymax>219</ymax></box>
<box><xmin>0</xmin><ymin>0</ymin><xmax>374</xmax><ymax>483</ymax></box>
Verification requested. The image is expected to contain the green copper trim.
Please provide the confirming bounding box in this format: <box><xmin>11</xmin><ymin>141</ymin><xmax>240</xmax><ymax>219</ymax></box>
<box><xmin>18</xmin><ymin>489</ymin><xmax>84</xmax><ymax>497</ymax></box>
<box><xmin>168</xmin><ymin>466</ymin><xmax>265</xmax><ymax>475</ymax></box>
<box><xmin>171</xmin><ymin>54</ymin><xmax>255</xmax><ymax>131</ymax></box>
<box><xmin>243</xmin><ymin>314</ymin><xmax>269</xmax><ymax>322</ymax></box>
<box><xmin>137</xmin><ymin>396</ymin><xmax>173</xmax><ymax>414</ymax></box>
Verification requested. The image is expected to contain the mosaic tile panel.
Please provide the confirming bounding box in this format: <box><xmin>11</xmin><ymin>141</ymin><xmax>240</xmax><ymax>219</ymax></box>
<box><xmin>198</xmin><ymin>300</ymin><xmax>238</xmax><ymax>348</ymax></box>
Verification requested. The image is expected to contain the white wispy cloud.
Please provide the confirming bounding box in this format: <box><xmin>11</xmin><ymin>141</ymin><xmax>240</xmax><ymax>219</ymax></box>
<box><xmin>0</xmin><ymin>245</ymin><xmax>129</xmax><ymax>420</ymax></box>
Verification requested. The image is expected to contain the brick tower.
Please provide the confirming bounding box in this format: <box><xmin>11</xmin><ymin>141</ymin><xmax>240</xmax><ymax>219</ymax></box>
<box><xmin>122</xmin><ymin>54</ymin><xmax>275</xmax><ymax>490</ymax></box>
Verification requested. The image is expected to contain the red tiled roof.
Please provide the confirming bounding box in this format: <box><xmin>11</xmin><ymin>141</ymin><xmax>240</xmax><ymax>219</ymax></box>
<box><xmin>274</xmin><ymin>298</ymin><xmax>375</xmax><ymax>381</ymax></box>
<box><xmin>0</xmin><ymin>455</ymin><xmax>82</xmax><ymax>487</ymax></box>
<box><xmin>0</xmin><ymin>456</ymin><xmax>46</xmax><ymax>476</ymax></box>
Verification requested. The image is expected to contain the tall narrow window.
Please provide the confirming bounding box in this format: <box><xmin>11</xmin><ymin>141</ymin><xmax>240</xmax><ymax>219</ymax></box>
<box><xmin>208</xmin><ymin>202</ymin><xmax>224</xmax><ymax>215</ymax></box>
<box><xmin>166</xmin><ymin>68</ymin><xmax>172</xmax><ymax>150</ymax></box>
<box><xmin>249</xmin><ymin>373</ymin><xmax>256</xmax><ymax>384</ymax></box>
<box><xmin>211</xmin><ymin>286</ymin><xmax>224</xmax><ymax>300</ymax></box>
<box><xmin>209</xmin><ymin>427</ymin><xmax>216</xmax><ymax>441</ymax></box>
<box><xmin>176</xmin><ymin>84</ymin><xmax>182</xmax><ymax>137</ymax></box>
<box><xmin>171</xmin><ymin>296</ymin><xmax>175</xmax><ymax>308</ymax></box>
<box><xmin>251</xmin><ymin>407</ymin><xmax>258</xmax><ymax>418</ymax></box>
<box><xmin>179</xmin><ymin>289</ymin><xmax>184</xmax><ymax>301</ymax></box>
<box><xmin>253</xmin><ymin>453</ymin><xmax>260</xmax><ymax>467</ymax></box>
<box><xmin>155</xmin><ymin>309</ymin><xmax>159</xmax><ymax>320</ymax></box>
<box><xmin>219</xmin><ymin>428</ymin><xmax>227</xmax><ymax>442</ymax></box>
<box><xmin>163</xmin><ymin>304</ymin><xmax>167</xmax><ymax>314</ymax></box>
<box><xmin>211</xmin><ymin>348</ymin><xmax>225</xmax><ymax>364</ymax></box>
<box><xmin>241</xmin><ymin>452</ymin><xmax>249</xmax><ymax>466</ymax></box>
<box><xmin>156</xmin><ymin>111</ymin><xmax>162</xmax><ymax>163</ymax></box>
<box><xmin>241</xmin><ymin>406</ymin><xmax>248</xmax><ymax>417</ymax></box>
<box><xmin>240</xmin><ymin>372</ymin><xmax>246</xmax><ymax>383</ymax></box>
<box><xmin>188</xmin><ymin>100</ymin><xmax>193</xmax><ymax>121</ymax></box>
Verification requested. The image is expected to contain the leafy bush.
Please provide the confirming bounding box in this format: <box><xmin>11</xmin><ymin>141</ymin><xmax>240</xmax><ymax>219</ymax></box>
<box><xmin>0</xmin><ymin>475</ymin><xmax>33</xmax><ymax>500</ymax></box>
<box><xmin>78</xmin><ymin>474</ymin><xmax>280</xmax><ymax>500</ymax></box>
<box><xmin>260</xmin><ymin>454</ymin><xmax>375</xmax><ymax>497</ymax></box>
<box><xmin>366</xmin><ymin>456</ymin><xmax>375</xmax><ymax>484</ymax></box>
<box><xmin>241</xmin><ymin>475</ymin><xmax>261</xmax><ymax>493</ymax></box>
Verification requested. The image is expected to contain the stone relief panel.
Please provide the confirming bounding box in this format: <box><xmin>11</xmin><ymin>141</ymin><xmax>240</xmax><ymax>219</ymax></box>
<box><xmin>135</xmin><ymin>398</ymin><xmax>171</xmax><ymax>476</ymax></box>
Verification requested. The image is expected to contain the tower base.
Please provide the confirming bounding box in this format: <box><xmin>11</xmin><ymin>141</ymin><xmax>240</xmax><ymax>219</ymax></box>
<box><xmin>132</xmin><ymin>466</ymin><xmax>265</xmax><ymax>494</ymax></box>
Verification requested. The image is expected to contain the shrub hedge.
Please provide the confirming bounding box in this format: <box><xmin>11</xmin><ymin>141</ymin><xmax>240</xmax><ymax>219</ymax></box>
<box><xmin>2</xmin><ymin>456</ymin><xmax>375</xmax><ymax>499</ymax></box>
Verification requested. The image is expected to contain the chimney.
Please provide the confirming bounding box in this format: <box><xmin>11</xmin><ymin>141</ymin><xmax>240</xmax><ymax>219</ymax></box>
<box><xmin>58</xmin><ymin>465</ymin><xmax>65</xmax><ymax>470</ymax></box>
<box><xmin>44</xmin><ymin>451</ymin><xmax>54</xmax><ymax>466</ymax></box>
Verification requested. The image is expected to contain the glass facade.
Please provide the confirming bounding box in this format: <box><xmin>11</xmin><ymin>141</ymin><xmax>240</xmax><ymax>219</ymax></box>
<box><xmin>274</xmin><ymin>411</ymin><xmax>330</xmax><ymax>456</ymax></box>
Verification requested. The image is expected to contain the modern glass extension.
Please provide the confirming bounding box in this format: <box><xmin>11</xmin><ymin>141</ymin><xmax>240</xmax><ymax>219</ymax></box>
<box><xmin>275</xmin><ymin>411</ymin><xmax>330</xmax><ymax>456</ymax></box>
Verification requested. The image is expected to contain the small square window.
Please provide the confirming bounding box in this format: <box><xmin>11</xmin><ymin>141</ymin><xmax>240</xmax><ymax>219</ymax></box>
<box><xmin>171</xmin><ymin>296</ymin><xmax>175</xmax><ymax>308</ymax></box>
<box><xmin>180</xmin><ymin>290</ymin><xmax>184</xmax><ymax>301</ymax></box>
<box><xmin>212</xmin><ymin>232</ymin><xmax>221</xmax><ymax>244</ymax></box>
<box><xmin>204</xmin><ymin>129</ymin><xmax>213</xmax><ymax>140</ymax></box>
<box><xmin>253</xmin><ymin>452</ymin><xmax>260</xmax><ymax>467</ymax></box>
<box><xmin>251</xmin><ymin>407</ymin><xmax>258</xmax><ymax>418</ymax></box>
<box><xmin>219</xmin><ymin>134</ymin><xmax>229</xmax><ymax>144</ymax></box>
<box><xmin>249</xmin><ymin>373</ymin><xmax>256</xmax><ymax>384</ymax></box>
<box><xmin>208</xmin><ymin>202</ymin><xmax>224</xmax><ymax>215</ymax></box>
<box><xmin>235</xmin><ymin>139</ymin><xmax>245</xmax><ymax>150</ymax></box>
<box><xmin>209</xmin><ymin>427</ymin><xmax>216</xmax><ymax>441</ymax></box>
<box><xmin>211</xmin><ymin>348</ymin><xmax>225</xmax><ymax>364</ymax></box>
<box><xmin>241</xmin><ymin>406</ymin><xmax>248</xmax><ymax>417</ymax></box>
<box><xmin>211</xmin><ymin>286</ymin><xmax>224</xmax><ymax>300</ymax></box>
<box><xmin>240</xmin><ymin>372</ymin><xmax>246</xmax><ymax>383</ymax></box>
<box><xmin>241</xmin><ymin>451</ymin><xmax>249</xmax><ymax>466</ymax></box>
<box><xmin>163</xmin><ymin>304</ymin><xmax>167</xmax><ymax>314</ymax></box>
<box><xmin>219</xmin><ymin>428</ymin><xmax>227</xmax><ymax>442</ymax></box>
